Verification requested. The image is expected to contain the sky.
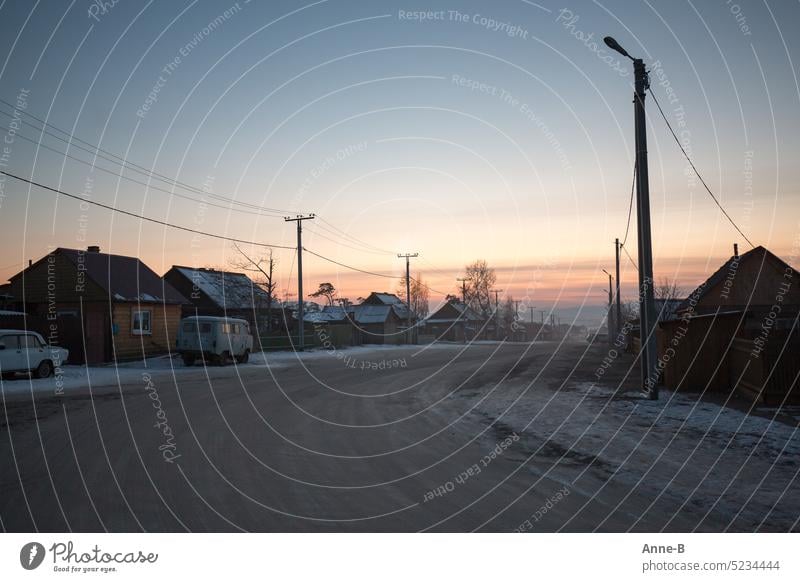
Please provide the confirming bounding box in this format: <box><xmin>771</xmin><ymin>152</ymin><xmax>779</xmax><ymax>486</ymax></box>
<box><xmin>1</xmin><ymin>0</ymin><xmax>799</xmax><ymax>324</ymax></box>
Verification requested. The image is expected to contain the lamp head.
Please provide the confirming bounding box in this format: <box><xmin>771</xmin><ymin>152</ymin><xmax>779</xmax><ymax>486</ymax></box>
<box><xmin>603</xmin><ymin>36</ymin><xmax>632</xmax><ymax>59</ymax></box>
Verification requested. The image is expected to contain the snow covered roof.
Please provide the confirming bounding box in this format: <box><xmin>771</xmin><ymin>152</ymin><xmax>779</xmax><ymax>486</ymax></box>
<box><xmin>363</xmin><ymin>292</ymin><xmax>403</xmax><ymax>305</ymax></box>
<box><xmin>172</xmin><ymin>266</ymin><xmax>269</xmax><ymax>310</ymax></box>
<box><xmin>425</xmin><ymin>301</ymin><xmax>483</xmax><ymax>323</ymax></box>
<box><xmin>353</xmin><ymin>304</ymin><xmax>394</xmax><ymax>324</ymax></box>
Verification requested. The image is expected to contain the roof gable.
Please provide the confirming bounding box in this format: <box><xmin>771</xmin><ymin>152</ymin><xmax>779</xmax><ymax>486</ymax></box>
<box><xmin>168</xmin><ymin>266</ymin><xmax>269</xmax><ymax>309</ymax></box>
<box><xmin>14</xmin><ymin>248</ymin><xmax>186</xmax><ymax>304</ymax></box>
<box><xmin>678</xmin><ymin>246</ymin><xmax>800</xmax><ymax>312</ymax></box>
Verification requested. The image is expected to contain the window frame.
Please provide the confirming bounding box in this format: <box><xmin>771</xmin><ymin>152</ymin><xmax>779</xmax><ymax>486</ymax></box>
<box><xmin>131</xmin><ymin>309</ymin><xmax>153</xmax><ymax>336</ymax></box>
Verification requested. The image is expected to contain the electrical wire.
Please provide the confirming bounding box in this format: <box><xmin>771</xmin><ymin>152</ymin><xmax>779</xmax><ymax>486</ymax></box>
<box><xmin>622</xmin><ymin>159</ymin><xmax>636</xmax><ymax>248</ymax></box>
<box><xmin>647</xmin><ymin>86</ymin><xmax>756</xmax><ymax>248</ymax></box>
<box><xmin>621</xmin><ymin>244</ymin><xmax>639</xmax><ymax>271</ymax></box>
<box><xmin>0</xmin><ymin>170</ymin><xmax>296</xmax><ymax>250</ymax></box>
<box><xmin>0</xmin><ymin>101</ymin><xmax>403</xmax><ymax>254</ymax></box>
<box><xmin>0</xmin><ymin>101</ymin><xmax>296</xmax><ymax>216</ymax></box>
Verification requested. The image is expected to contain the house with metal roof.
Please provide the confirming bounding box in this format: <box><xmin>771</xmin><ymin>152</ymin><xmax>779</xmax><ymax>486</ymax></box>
<box><xmin>7</xmin><ymin>246</ymin><xmax>187</xmax><ymax>363</ymax></box>
<box><xmin>302</xmin><ymin>301</ymin><xmax>407</xmax><ymax>345</ymax></box>
<box><xmin>164</xmin><ymin>265</ymin><xmax>283</xmax><ymax>332</ymax></box>
<box><xmin>423</xmin><ymin>300</ymin><xmax>486</xmax><ymax>342</ymax></box>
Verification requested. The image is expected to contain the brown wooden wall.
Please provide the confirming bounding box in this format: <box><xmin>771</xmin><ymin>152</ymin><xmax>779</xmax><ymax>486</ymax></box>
<box><xmin>111</xmin><ymin>303</ymin><xmax>181</xmax><ymax>360</ymax></box>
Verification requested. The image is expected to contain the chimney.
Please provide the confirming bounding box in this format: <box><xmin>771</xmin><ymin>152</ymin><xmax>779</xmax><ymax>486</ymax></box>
<box><xmin>28</xmin><ymin>259</ymin><xmax>32</xmax><ymax>267</ymax></box>
<box><xmin>733</xmin><ymin>243</ymin><xmax>739</xmax><ymax>259</ymax></box>
<box><xmin>87</xmin><ymin>245</ymin><xmax>101</xmax><ymax>253</ymax></box>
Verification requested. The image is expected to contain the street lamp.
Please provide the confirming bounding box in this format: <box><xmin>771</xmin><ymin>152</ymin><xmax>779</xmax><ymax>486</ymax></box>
<box><xmin>603</xmin><ymin>36</ymin><xmax>659</xmax><ymax>400</ymax></box>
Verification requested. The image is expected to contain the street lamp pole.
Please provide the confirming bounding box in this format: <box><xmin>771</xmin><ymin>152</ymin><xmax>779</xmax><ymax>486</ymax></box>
<box><xmin>604</xmin><ymin>36</ymin><xmax>659</xmax><ymax>399</ymax></box>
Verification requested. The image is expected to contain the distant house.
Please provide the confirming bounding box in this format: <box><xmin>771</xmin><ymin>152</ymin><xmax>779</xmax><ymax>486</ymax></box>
<box><xmin>303</xmin><ymin>301</ymin><xmax>406</xmax><ymax>345</ymax></box>
<box><xmin>424</xmin><ymin>301</ymin><xmax>485</xmax><ymax>342</ymax></box>
<box><xmin>658</xmin><ymin>245</ymin><xmax>800</xmax><ymax>403</ymax></box>
<box><xmin>361</xmin><ymin>291</ymin><xmax>410</xmax><ymax>321</ymax></box>
<box><xmin>164</xmin><ymin>266</ymin><xmax>281</xmax><ymax>332</ymax></box>
<box><xmin>302</xmin><ymin>306</ymin><xmax>357</xmax><ymax>348</ymax></box>
<box><xmin>7</xmin><ymin>246</ymin><xmax>186</xmax><ymax>364</ymax></box>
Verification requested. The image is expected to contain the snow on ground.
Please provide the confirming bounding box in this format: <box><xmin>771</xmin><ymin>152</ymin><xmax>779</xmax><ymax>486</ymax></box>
<box><xmin>0</xmin><ymin>344</ymin><xmax>452</xmax><ymax>397</ymax></box>
<box><xmin>474</xmin><ymin>376</ymin><xmax>800</xmax><ymax>530</ymax></box>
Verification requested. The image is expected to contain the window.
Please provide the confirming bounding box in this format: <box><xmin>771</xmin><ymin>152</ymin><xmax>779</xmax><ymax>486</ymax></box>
<box><xmin>0</xmin><ymin>335</ymin><xmax>17</xmax><ymax>349</ymax></box>
<box><xmin>20</xmin><ymin>335</ymin><xmax>42</xmax><ymax>348</ymax></box>
<box><xmin>182</xmin><ymin>322</ymin><xmax>197</xmax><ymax>333</ymax></box>
<box><xmin>222</xmin><ymin>323</ymin><xmax>232</xmax><ymax>334</ymax></box>
<box><xmin>200</xmin><ymin>323</ymin><xmax>212</xmax><ymax>333</ymax></box>
<box><xmin>132</xmin><ymin>310</ymin><xmax>152</xmax><ymax>335</ymax></box>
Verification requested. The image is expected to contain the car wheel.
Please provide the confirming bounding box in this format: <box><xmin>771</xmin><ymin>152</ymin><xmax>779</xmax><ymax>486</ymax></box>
<box><xmin>34</xmin><ymin>360</ymin><xmax>53</xmax><ymax>379</ymax></box>
<box><xmin>219</xmin><ymin>351</ymin><xmax>231</xmax><ymax>366</ymax></box>
<box><xmin>237</xmin><ymin>350</ymin><xmax>249</xmax><ymax>364</ymax></box>
<box><xmin>182</xmin><ymin>355</ymin><xmax>195</xmax><ymax>367</ymax></box>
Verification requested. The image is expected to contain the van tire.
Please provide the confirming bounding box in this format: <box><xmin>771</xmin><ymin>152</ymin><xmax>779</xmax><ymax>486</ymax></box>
<box><xmin>34</xmin><ymin>360</ymin><xmax>53</xmax><ymax>379</ymax></box>
<box><xmin>182</xmin><ymin>355</ymin><xmax>195</xmax><ymax>367</ymax></box>
<box><xmin>236</xmin><ymin>350</ymin><xmax>250</xmax><ymax>364</ymax></box>
<box><xmin>219</xmin><ymin>351</ymin><xmax>231</xmax><ymax>366</ymax></box>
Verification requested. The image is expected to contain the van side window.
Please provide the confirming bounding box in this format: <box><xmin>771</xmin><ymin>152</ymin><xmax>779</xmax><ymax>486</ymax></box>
<box><xmin>200</xmin><ymin>323</ymin><xmax>212</xmax><ymax>333</ymax></box>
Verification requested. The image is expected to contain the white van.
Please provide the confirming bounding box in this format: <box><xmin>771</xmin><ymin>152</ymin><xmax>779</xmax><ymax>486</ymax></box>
<box><xmin>0</xmin><ymin>330</ymin><xmax>69</xmax><ymax>379</ymax></box>
<box><xmin>176</xmin><ymin>316</ymin><xmax>253</xmax><ymax>366</ymax></box>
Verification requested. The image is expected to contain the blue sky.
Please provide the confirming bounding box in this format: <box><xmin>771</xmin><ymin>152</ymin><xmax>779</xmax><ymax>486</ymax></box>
<box><xmin>1</xmin><ymin>0</ymin><xmax>798</xmax><ymax>318</ymax></box>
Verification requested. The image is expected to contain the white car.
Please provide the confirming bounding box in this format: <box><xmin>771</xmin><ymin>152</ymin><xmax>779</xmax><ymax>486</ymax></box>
<box><xmin>176</xmin><ymin>316</ymin><xmax>253</xmax><ymax>366</ymax></box>
<box><xmin>0</xmin><ymin>330</ymin><xmax>69</xmax><ymax>379</ymax></box>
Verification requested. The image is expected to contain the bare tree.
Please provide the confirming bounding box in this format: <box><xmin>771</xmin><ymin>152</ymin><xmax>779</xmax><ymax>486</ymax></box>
<box><xmin>309</xmin><ymin>282</ymin><xmax>337</xmax><ymax>306</ymax></box>
<box><xmin>654</xmin><ymin>277</ymin><xmax>683</xmax><ymax>301</ymax></box>
<box><xmin>397</xmin><ymin>272</ymin><xmax>430</xmax><ymax>320</ymax></box>
<box><xmin>463</xmin><ymin>259</ymin><xmax>496</xmax><ymax>317</ymax></box>
<box><xmin>231</xmin><ymin>243</ymin><xmax>278</xmax><ymax>330</ymax></box>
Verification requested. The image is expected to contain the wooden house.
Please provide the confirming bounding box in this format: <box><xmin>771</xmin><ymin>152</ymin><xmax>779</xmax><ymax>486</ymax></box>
<box><xmin>658</xmin><ymin>245</ymin><xmax>800</xmax><ymax>403</ymax></box>
<box><xmin>7</xmin><ymin>246</ymin><xmax>186</xmax><ymax>364</ymax></box>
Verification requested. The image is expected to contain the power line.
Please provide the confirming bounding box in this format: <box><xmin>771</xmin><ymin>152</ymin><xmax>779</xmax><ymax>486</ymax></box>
<box><xmin>0</xmin><ymin>101</ymin><xmax>402</xmax><ymax>254</ymax></box>
<box><xmin>302</xmin><ymin>247</ymin><xmax>451</xmax><ymax>295</ymax></box>
<box><xmin>0</xmin><ymin>123</ymin><xmax>292</xmax><ymax>219</ymax></box>
<box><xmin>621</xmin><ymin>244</ymin><xmax>639</xmax><ymax>271</ymax></box>
<box><xmin>316</xmin><ymin>216</ymin><xmax>397</xmax><ymax>255</ymax></box>
<box><xmin>0</xmin><ymin>100</ymin><xmax>297</xmax><ymax>215</ymax></box>
<box><xmin>303</xmin><ymin>247</ymin><xmax>397</xmax><ymax>279</ymax></box>
<box><xmin>647</xmin><ymin>86</ymin><xmax>755</xmax><ymax>248</ymax></box>
<box><xmin>621</xmin><ymin>159</ymin><xmax>636</xmax><ymax>247</ymax></box>
<box><xmin>0</xmin><ymin>170</ymin><xmax>296</xmax><ymax>250</ymax></box>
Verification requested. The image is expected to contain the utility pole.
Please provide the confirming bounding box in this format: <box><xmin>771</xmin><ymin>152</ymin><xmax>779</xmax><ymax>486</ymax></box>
<box><xmin>539</xmin><ymin>310</ymin><xmax>545</xmax><ymax>325</ymax></box>
<box><xmin>602</xmin><ymin>269</ymin><xmax>613</xmax><ymax>346</ymax></box>
<box><xmin>492</xmin><ymin>289</ymin><xmax>503</xmax><ymax>340</ymax></box>
<box><xmin>284</xmin><ymin>214</ymin><xmax>315</xmax><ymax>351</ymax></box>
<box><xmin>457</xmin><ymin>278</ymin><xmax>469</xmax><ymax>304</ymax></box>
<box><xmin>529</xmin><ymin>306</ymin><xmax>535</xmax><ymax>323</ymax></box>
<box><xmin>604</xmin><ymin>36</ymin><xmax>659</xmax><ymax>399</ymax></box>
<box><xmin>398</xmin><ymin>253</ymin><xmax>418</xmax><ymax>344</ymax></box>
<box><xmin>615</xmin><ymin>237</ymin><xmax>622</xmax><ymax>342</ymax></box>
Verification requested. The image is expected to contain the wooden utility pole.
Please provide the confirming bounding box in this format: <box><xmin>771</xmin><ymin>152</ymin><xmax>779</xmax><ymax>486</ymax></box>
<box><xmin>284</xmin><ymin>214</ymin><xmax>315</xmax><ymax>350</ymax></box>
<box><xmin>398</xmin><ymin>253</ymin><xmax>418</xmax><ymax>344</ymax></box>
<box><xmin>457</xmin><ymin>278</ymin><xmax>469</xmax><ymax>303</ymax></box>
<box><xmin>492</xmin><ymin>289</ymin><xmax>503</xmax><ymax>340</ymax></box>
<box><xmin>604</xmin><ymin>36</ymin><xmax>659</xmax><ymax>399</ymax></box>
<box><xmin>603</xmin><ymin>268</ymin><xmax>613</xmax><ymax>346</ymax></box>
<box><xmin>615</xmin><ymin>237</ymin><xmax>622</xmax><ymax>341</ymax></box>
